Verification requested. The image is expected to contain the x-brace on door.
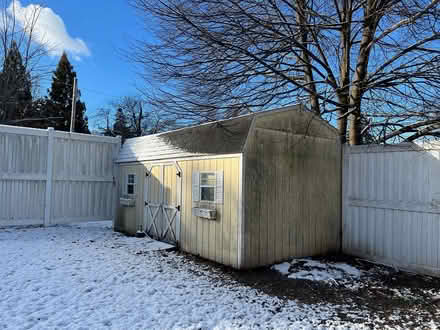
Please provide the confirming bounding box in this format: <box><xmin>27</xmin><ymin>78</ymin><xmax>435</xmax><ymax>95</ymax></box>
<box><xmin>143</xmin><ymin>163</ymin><xmax>181</xmax><ymax>245</ymax></box>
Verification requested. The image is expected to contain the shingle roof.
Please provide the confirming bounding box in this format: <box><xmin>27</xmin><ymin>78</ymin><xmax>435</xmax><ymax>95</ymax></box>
<box><xmin>116</xmin><ymin>104</ymin><xmax>332</xmax><ymax>163</ymax></box>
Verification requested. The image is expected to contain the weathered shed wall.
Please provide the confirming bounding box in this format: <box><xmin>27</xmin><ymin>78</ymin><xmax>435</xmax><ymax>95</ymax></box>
<box><xmin>115</xmin><ymin>107</ymin><xmax>342</xmax><ymax>269</ymax></box>
<box><xmin>115</xmin><ymin>163</ymin><xmax>145</xmax><ymax>234</ymax></box>
<box><xmin>116</xmin><ymin>156</ymin><xmax>242</xmax><ymax>268</ymax></box>
<box><xmin>178</xmin><ymin>157</ymin><xmax>241</xmax><ymax>268</ymax></box>
<box><xmin>242</xmin><ymin>111</ymin><xmax>341</xmax><ymax>268</ymax></box>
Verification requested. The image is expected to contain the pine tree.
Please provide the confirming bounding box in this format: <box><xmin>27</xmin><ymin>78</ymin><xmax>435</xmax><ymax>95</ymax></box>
<box><xmin>47</xmin><ymin>52</ymin><xmax>89</xmax><ymax>133</ymax></box>
<box><xmin>113</xmin><ymin>107</ymin><xmax>131</xmax><ymax>140</ymax></box>
<box><xmin>0</xmin><ymin>41</ymin><xmax>32</xmax><ymax>123</ymax></box>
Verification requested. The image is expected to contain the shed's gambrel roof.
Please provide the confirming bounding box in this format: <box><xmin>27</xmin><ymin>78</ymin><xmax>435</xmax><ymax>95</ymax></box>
<box><xmin>116</xmin><ymin>104</ymin><xmax>336</xmax><ymax>163</ymax></box>
<box><xmin>116</xmin><ymin>114</ymin><xmax>254</xmax><ymax>163</ymax></box>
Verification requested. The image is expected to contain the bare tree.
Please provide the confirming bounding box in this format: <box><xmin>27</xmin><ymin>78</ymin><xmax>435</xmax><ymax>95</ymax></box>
<box><xmin>93</xmin><ymin>96</ymin><xmax>177</xmax><ymax>138</ymax></box>
<box><xmin>0</xmin><ymin>0</ymin><xmax>49</xmax><ymax>88</ymax></box>
<box><xmin>0</xmin><ymin>0</ymin><xmax>51</xmax><ymax>124</ymax></box>
<box><xmin>115</xmin><ymin>96</ymin><xmax>177</xmax><ymax>136</ymax></box>
<box><xmin>93</xmin><ymin>107</ymin><xmax>114</xmax><ymax>135</ymax></box>
<box><xmin>129</xmin><ymin>0</ymin><xmax>440</xmax><ymax>144</ymax></box>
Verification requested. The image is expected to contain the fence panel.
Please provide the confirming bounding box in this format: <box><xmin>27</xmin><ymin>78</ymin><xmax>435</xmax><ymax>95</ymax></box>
<box><xmin>343</xmin><ymin>143</ymin><xmax>440</xmax><ymax>276</ymax></box>
<box><xmin>0</xmin><ymin>125</ymin><xmax>120</xmax><ymax>227</ymax></box>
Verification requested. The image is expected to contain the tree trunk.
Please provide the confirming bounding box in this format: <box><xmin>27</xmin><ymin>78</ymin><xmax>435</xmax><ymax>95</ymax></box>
<box><xmin>348</xmin><ymin>2</ymin><xmax>377</xmax><ymax>145</ymax></box>
<box><xmin>296</xmin><ymin>0</ymin><xmax>320</xmax><ymax>115</ymax></box>
<box><xmin>137</xmin><ymin>102</ymin><xmax>143</xmax><ymax>137</ymax></box>
<box><xmin>337</xmin><ymin>0</ymin><xmax>352</xmax><ymax>144</ymax></box>
<box><xmin>338</xmin><ymin>111</ymin><xmax>348</xmax><ymax>144</ymax></box>
<box><xmin>348</xmin><ymin>111</ymin><xmax>361</xmax><ymax>145</ymax></box>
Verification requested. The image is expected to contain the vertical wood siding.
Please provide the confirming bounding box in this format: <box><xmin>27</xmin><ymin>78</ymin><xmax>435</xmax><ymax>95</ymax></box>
<box><xmin>243</xmin><ymin>128</ymin><xmax>341</xmax><ymax>268</ymax></box>
<box><xmin>178</xmin><ymin>157</ymin><xmax>241</xmax><ymax>267</ymax></box>
<box><xmin>343</xmin><ymin>144</ymin><xmax>440</xmax><ymax>276</ymax></box>
<box><xmin>0</xmin><ymin>125</ymin><xmax>120</xmax><ymax>226</ymax></box>
<box><xmin>117</xmin><ymin>157</ymin><xmax>241</xmax><ymax>267</ymax></box>
<box><xmin>115</xmin><ymin>164</ymin><xmax>141</xmax><ymax>234</ymax></box>
<box><xmin>135</xmin><ymin>163</ymin><xmax>180</xmax><ymax>243</ymax></box>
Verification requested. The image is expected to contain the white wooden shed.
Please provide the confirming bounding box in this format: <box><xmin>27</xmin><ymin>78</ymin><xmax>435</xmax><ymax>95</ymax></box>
<box><xmin>115</xmin><ymin>105</ymin><xmax>341</xmax><ymax>269</ymax></box>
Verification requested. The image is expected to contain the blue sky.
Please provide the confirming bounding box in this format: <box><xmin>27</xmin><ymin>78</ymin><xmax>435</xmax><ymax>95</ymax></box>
<box><xmin>10</xmin><ymin>0</ymin><xmax>150</xmax><ymax>129</ymax></box>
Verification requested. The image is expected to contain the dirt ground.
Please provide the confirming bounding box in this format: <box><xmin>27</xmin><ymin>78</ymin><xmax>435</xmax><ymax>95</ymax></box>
<box><xmin>172</xmin><ymin>252</ymin><xmax>440</xmax><ymax>329</ymax></box>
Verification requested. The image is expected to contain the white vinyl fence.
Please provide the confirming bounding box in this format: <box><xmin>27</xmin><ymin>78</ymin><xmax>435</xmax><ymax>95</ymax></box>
<box><xmin>343</xmin><ymin>143</ymin><xmax>440</xmax><ymax>276</ymax></box>
<box><xmin>0</xmin><ymin>125</ymin><xmax>121</xmax><ymax>227</ymax></box>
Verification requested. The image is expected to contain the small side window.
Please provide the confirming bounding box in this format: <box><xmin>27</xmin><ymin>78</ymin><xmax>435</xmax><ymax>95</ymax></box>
<box><xmin>127</xmin><ymin>174</ymin><xmax>136</xmax><ymax>195</ymax></box>
<box><xmin>192</xmin><ymin>170</ymin><xmax>223</xmax><ymax>204</ymax></box>
<box><xmin>200</xmin><ymin>172</ymin><xmax>216</xmax><ymax>202</ymax></box>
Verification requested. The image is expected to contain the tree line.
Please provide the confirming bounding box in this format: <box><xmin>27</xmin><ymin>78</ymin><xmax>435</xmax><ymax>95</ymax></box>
<box><xmin>95</xmin><ymin>96</ymin><xmax>176</xmax><ymax>140</ymax></box>
<box><xmin>0</xmin><ymin>34</ymin><xmax>171</xmax><ymax>140</ymax></box>
<box><xmin>0</xmin><ymin>1</ymin><xmax>89</xmax><ymax>133</ymax></box>
<box><xmin>0</xmin><ymin>0</ymin><xmax>173</xmax><ymax>140</ymax></box>
<box><xmin>5</xmin><ymin>0</ymin><xmax>440</xmax><ymax>145</ymax></box>
<box><xmin>0</xmin><ymin>45</ymin><xmax>89</xmax><ymax>134</ymax></box>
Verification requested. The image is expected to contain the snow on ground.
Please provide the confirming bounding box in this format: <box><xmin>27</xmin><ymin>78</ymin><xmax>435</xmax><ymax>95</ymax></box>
<box><xmin>272</xmin><ymin>262</ymin><xmax>291</xmax><ymax>275</ymax></box>
<box><xmin>0</xmin><ymin>222</ymin><xmax>378</xmax><ymax>329</ymax></box>
<box><xmin>272</xmin><ymin>259</ymin><xmax>361</xmax><ymax>286</ymax></box>
<box><xmin>271</xmin><ymin>258</ymin><xmax>440</xmax><ymax>328</ymax></box>
<box><xmin>272</xmin><ymin>257</ymin><xmax>440</xmax><ymax>298</ymax></box>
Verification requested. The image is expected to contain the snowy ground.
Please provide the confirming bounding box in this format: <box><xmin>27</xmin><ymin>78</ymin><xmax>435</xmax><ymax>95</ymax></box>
<box><xmin>273</xmin><ymin>259</ymin><xmax>361</xmax><ymax>285</ymax></box>
<box><xmin>271</xmin><ymin>257</ymin><xmax>439</xmax><ymax>292</ymax></box>
<box><xmin>270</xmin><ymin>257</ymin><xmax>440</xmax><ymax>328</ymax></box>
<box><xmin>0</xmin><ymin>222</ymin><xmax>438</xmax><ymax>329</ymax></box>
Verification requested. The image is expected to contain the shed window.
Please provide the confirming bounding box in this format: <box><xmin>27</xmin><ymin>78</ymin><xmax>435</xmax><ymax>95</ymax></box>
<box><xmin>200</xmin><ymin>172</ymin><xmax>216</xmax><ymax>202</ymax></box>
<box><xmin>127</xmin><ymin>174</ymin><xmax>136</xmax><ymax>195</ymax></box>
<box><xmin>192</xmin><ymin>171</ymin><xmax>223</xmax><ymax>203</ymax></box>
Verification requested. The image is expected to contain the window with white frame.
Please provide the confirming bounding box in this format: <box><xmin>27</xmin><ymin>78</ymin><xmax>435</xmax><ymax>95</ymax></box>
<box><xmin>200</xmin><ymin>172</ymin><xmax>216</xmax><ymax>202</ymax></box>
<box><xmin>192</xmin><ymin>170</ymin><xmax>223</xmax><ymax>204</ymax></box>
<box><xmin>126</xmin><ymin>174</ymin><xmax>136</xmax><ymax>195</ymax></box>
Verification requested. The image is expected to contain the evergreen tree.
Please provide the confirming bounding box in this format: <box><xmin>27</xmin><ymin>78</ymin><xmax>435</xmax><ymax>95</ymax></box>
<box><xmin>112</xmin><ymin>107</ymin><xmax>131</xmax><ymax>140</ymax></box>
<box><xmin>47</xmin><ymin>52</ymin><xmax>89</xmax><ymax>133</ymax></box>
<box><xmin>0</xmin><ymin>41</ymin><xmax>32</xmax><ymax>124</ymax></box>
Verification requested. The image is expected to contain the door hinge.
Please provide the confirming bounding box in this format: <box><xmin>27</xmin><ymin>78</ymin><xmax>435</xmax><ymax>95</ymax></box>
<box><xmin>176</xmin><ymin>205</ymin><xmax>180</xmax><ymax>212</ymax></box>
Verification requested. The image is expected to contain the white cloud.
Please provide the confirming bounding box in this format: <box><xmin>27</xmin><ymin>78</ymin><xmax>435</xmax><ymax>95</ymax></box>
<box><xmin>7</xmin><ymin>0</ymin><xmax>90</xmax><ymax>59</ymax></box>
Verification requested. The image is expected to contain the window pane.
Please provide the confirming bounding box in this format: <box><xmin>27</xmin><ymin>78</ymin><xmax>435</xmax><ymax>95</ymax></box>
<box><xmin>127</xmin><ymin>184</ymin><xmax>134</xmax><ymax>195</ymax></box>
<box><xmin>201</xmin><ymin>173</ymin><xmax>216</xmax><ymax>185</ymax></box>
<box><xmin>201</xmin><ymin>187</ymin><xmax>215</xmax><ymax>201</ymax></box>
<box><xmin>128</xmin><ymin>174</ymin><xmax>135</xmax><ymax>184</ymax></box>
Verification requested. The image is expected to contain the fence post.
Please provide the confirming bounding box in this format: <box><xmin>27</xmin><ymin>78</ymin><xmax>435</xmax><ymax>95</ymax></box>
<box><xmin>44</xmin><ymin>127</ymin><xmax>55</xmax><ymax>226</ymax></box>
<box><xmin>112</xmin><ymin>135</ymin><xmax>122</xmax><ymax>228</ymax></box>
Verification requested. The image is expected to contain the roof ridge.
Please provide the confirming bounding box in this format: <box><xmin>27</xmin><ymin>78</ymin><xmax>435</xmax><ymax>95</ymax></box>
<box><xmin>124</xmin><ymin>103</ymin><xmax>303</xmax><ymax>143</ymax></box>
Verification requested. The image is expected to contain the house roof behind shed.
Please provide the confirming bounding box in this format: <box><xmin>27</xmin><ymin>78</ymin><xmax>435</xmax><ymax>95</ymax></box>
<box><xmin>116</xmin><ymin>104</ymin><xmax>316</xmax><ymax>163</ymax></box>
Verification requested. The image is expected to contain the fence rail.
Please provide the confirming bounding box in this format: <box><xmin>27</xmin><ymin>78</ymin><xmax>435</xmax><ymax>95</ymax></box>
<box><xmin>343</xmin><ymin>143</ymin><xmax>440</xmax><ymax>276</ymax></box>
<box><xmin>0</xmin><ymin>125</ymin><xmax>121</xmax><ymax>227</ymax></box>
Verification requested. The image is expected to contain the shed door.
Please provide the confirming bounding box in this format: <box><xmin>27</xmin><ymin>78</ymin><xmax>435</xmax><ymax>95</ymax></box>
<box><xmin>144</xmin><ymin>163</ymin><xmax>181</xmax><ymax>245</ymax></box>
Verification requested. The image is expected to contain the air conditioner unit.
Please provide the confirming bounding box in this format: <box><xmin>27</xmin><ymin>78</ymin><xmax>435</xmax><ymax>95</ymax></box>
<box><xmin>120</xmin><ymin>198</ymin><xmax>136</xmax><ymax>207</ymax></box>
<box><xmin>192</xmin><ymin>207</ymin><xmax>216</xmax><ymax>220</ymax></box>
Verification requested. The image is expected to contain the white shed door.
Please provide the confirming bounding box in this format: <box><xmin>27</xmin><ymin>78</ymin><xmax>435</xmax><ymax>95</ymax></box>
<box><xmin>144</xmin><ymin>163</ymin><xmax>181</xmax><ymax>245</ymax></box>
